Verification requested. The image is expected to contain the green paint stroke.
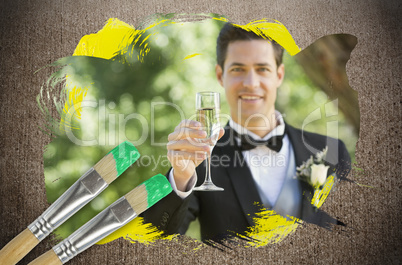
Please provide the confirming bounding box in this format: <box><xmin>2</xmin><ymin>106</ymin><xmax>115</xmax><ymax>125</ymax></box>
<box><xmin>108</xmin><ymin>141</ymin><xmax>140</xmax><ymax>177</ymax></box>
<box><xmin>351</xmin><ymin>164</ymin><xmax>375</xmax><ymax>188</ymax></box>
<box><xmin>143</xmin><ymin>174</ymin><xmax>172</xmax><ymax>208</ymax></box>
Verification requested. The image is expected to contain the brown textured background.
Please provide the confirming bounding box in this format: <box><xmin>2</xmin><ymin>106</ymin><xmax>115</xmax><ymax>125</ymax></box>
<box><xmin>0</xmin><ymin>0</ymin><xmax>400</xmax><ymax>264</ymax></box>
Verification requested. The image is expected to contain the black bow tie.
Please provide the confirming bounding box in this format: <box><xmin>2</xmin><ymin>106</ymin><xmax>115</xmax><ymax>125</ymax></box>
<box><xmin>232</xmin><ymin>129</ymin><xmax>284</xmax><ymax>152</ymax></box>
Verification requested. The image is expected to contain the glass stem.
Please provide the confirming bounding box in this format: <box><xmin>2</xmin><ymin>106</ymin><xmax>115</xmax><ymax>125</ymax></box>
<box><xmin>204</xmin><ymin>152</ymin><xmax>212</xmax><ymax>184</ymax></box>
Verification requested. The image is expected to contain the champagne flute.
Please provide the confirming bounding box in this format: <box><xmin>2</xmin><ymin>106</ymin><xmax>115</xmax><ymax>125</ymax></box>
<box><xmin>193</xmin><ymin>92</ymin><xmax>224</xmax><ymax>191</ymax></box>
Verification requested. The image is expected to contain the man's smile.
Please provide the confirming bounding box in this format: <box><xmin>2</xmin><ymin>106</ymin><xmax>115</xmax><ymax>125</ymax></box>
<box><xmin>239</xmin><ymin>94</ymin><xmax>263</xmax><ymax>102</ymax></box>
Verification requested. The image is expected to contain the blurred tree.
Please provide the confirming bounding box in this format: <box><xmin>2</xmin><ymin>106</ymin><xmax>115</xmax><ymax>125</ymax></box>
<box><xmin>294</xmin><ymin>34</ymin><xmax>359</xmax><ymax>134</ymax></box>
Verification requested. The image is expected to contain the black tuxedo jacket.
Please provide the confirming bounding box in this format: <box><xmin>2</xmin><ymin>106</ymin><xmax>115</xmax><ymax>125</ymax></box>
<box><xmin>143</xmin><ymin>123</ymin><xmax>351</xmax><ymax>242</ymax></box>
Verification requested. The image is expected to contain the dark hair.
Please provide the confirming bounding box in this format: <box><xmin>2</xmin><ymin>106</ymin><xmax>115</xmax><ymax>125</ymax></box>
<box><xmin>216</xmin><ymin>23</ymin><xmax>284</xmax><ymax>70</ymax></box>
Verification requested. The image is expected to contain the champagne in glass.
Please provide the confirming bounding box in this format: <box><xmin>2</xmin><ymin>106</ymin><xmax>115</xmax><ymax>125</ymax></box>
<box><xmin>197</xmin><ymin>107</ymin><xmax>219</xmax><ymax>149</ymax></box>
<box><xmin>193</xmin><ymin>92</ymin><xmax>224</xmax><ymax>191</ymax></box>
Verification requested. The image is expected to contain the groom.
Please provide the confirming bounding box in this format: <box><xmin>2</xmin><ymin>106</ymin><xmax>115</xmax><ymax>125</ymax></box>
<box><xmin>143</xmin><ymin>23</ymin><xmax>351</xmax><ymax>242</ymax></box>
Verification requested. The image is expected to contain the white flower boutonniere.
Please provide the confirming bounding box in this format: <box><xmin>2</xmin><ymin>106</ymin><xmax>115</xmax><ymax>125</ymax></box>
<box><xmin>296</xmin><ymin>146</ymin><xmax>329</xmax><ymax>190</ymax></box>
<box><xmin>310</xmin><ymin>164</ymin><xmax>330</xmax><ymax>188</ymax></box>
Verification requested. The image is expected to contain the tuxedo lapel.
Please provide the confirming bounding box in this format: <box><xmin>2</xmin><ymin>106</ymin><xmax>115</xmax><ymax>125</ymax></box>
<box><xmin>218</xmin><ymin>126</ymin><xmax>263</xmax><ymax>227</ymax></box>
<box><xmin>285</xmin><ymin>124</ymin><xmax>312</xmax><ymax>168</ymax></box>
<box><xmin>285</xmin><ymin>124</ymin><xmax>316</xmax><ymax>219</ymax></box>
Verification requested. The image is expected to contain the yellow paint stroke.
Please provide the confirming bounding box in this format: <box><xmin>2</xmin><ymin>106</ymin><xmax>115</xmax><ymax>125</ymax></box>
<box><xmin>59</xmin><ymin>85</ymin><xmax>87</xmax><ymax>131</ymax></box>
<box><xmin>240</xmin><ymin>209</ymin><xmax>300</xmax><ymax>248</ymax></box>
<box><xmin>183</xmin><ymin>53</ymin><xmax>202</xmax><ymax>60</ymax></box>
<box><xmin>240</xmin><ymin>175</ymin><xmax>336</xmax><ymax>248</ymax></box>
<box><xmin>97</xmin><ymin>217</ymin><xmax>176</xmax><ymax>245</ymax></box>
<box><xmin>73</xmin><ymin>19</ymin><xmax>136</xmax><ymax>59</ymax></box>
<box><xmin>192</xmin><ymin>242</ymin><xmax>205</xmax><ymax>251</ymax></box>
<box><xmin>56</xmin><ymin>15</ymin><xmax>329</xmax><ymax>247</ymax></box>
<box><xmin>312</xmin><ymin>175</ymin><xmax>335</xmax><ymax>208</ymax></box>
<box><xmin>213</xmin><ymin>17</ymin><xmax>301</xmax><ymax>56</ymax></box>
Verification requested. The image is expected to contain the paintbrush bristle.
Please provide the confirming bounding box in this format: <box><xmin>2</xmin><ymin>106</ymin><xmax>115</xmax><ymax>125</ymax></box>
<box><xmin>93</xmin><ymin>153</ymin><xmax>118</xmax><ymax>184</ymax></box>
<box><xmin>93</xmin><ymin>141</ymin><xmax>140</xmax><ymax>184</ymax></box>
<box><xmin>125</xmin><ymin>174</ymin><xmax>172</xmax><ymax>214</ymax></box>
<box><xmin>125</xmin><ymin>184</ymin><xmax>148</xmax><ymax>214</ymax></box>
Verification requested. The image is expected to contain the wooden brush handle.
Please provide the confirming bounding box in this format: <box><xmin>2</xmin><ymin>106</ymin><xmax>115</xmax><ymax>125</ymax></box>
<box><xmin>0</xmin><ymin>228</ymin><xmax>39</xmax><ymax>265</ymax></box>
<box><xmin>29</xmin><ymin>249</ymin><xmax>62</xmax><ymax>265</ymax></box>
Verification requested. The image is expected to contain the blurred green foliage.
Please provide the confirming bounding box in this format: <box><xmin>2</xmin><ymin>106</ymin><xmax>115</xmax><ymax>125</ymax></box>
<box><xmin>42</xmin><ymin>15</ymin><xmax>358</xmax><ymax>242</ymax></box>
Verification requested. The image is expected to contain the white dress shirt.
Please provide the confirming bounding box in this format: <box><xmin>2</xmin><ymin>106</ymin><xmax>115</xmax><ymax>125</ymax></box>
<box><xmin>169</xmin><ymin>111</ymin><xmax>295</xmax><ymax>208</ymax></box>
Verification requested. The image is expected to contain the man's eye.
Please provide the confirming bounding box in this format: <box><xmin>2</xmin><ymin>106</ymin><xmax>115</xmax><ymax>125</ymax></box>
<box><xmin>257</xmin><ymin>67</ymin><xmax>270</xmax><ymax>72</ymax></box>
<box><xmin>231</xmin><ymin>67</ymin><xmax>243</xmax><ymax>72</ymax></box>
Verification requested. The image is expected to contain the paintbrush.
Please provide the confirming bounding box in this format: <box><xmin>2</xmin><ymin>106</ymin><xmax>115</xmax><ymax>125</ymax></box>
<box><xmin>0</xmin><ymin>141</ymin><xmax>140</xmax><ymax>265</ymax></box>
<box><xmin>28</xmin><ymin>174</ymin><xmax>172</xmax><ymax>265</ymax></box>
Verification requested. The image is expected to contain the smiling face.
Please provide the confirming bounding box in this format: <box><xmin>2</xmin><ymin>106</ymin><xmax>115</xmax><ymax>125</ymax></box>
<box><xmin>216</xmin><ymin>40</ymin><xmax>285</xmax><ymax>130</ymax></box>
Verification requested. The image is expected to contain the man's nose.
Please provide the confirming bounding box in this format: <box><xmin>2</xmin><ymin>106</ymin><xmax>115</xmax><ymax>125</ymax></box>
<box><xmin>242</xmin><ymin>70</ymin><xmax>259</xmax><ymax>89</ymax></box>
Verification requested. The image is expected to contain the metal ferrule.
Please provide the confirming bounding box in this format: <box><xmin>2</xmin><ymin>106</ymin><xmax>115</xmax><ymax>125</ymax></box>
<box><xmin>28</xmin><ymin>168</ymin><xmax>108</xmax><ymax>241</ymax></box>
<box><xmin>53</xmin><ymin>196</ymin><xmax>137</xmax><ymax>264</ymax></box>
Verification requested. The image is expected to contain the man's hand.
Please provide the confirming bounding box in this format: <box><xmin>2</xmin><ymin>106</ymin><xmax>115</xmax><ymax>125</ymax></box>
<box><xmin>167</xmin><ymin>119</ymin><xmax>225</xmax><ymax>192</ymax></box>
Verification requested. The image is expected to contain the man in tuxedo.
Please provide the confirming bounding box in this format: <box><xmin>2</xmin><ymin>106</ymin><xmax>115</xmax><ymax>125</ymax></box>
<box><xmin>144</xmin><ymin>23</ymin><xmax>351</xmax><ymax>242</ymax></box>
